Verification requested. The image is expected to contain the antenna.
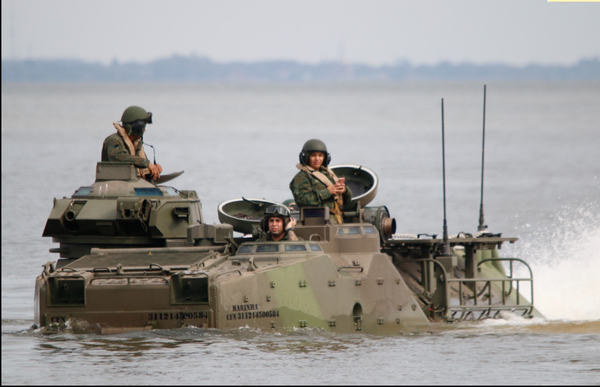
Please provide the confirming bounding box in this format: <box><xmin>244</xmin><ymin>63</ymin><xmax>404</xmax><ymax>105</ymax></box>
<box><xmin>478</xmin><ymin>85</ymin><xmax>488</xmax><ymax>232</ymax></box>
<box><xmin>440</xmin><ymin>99</ymin><xmax>452</xmax><ymax>256</ymax></box>
<box><xmin>143</xmin><ymin>142</ymin><xmax>156</xmax><ymax>165</ymax></box>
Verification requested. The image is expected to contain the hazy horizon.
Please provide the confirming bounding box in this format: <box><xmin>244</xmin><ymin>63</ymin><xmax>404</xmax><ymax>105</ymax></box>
<box><xmin>3</xmin><ymin>54</ymin><xmax>600</xmax><ymax>68</ymax></box>
<box><xmin>2</xmin><ymin>0</ymin><xmax>599</xmax><ymax>67</ymax></box>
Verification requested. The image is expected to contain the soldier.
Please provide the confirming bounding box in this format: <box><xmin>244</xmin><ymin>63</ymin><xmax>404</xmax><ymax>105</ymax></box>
<box><xmin>289</xmin><ymin>139</ymin><xmax>352</xmax><ymax>224</ymax></box>
<box><xmin>282</xmin><ymin>199</ymin><xmax>300</xmax><ymax>213</ymax></box>
<box><xmin>101</xmin><ymin>106</ymin><xmax>163</xmax><ymax>180</ymax></box>
<box><xmin>260</xmin><ymin>205</ymin><xmax>299</xmax><ymax>241</ymax></box>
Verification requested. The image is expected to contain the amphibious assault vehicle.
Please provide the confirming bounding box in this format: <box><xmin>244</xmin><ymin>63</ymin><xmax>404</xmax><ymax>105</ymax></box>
<box><xmin>34</xmin><ymin>161</ymin><xmax>542</xmax><ymax>334</ymax></box>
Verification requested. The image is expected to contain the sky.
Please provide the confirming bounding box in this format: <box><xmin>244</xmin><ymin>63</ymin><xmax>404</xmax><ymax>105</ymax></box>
<box><xmin>2</xmin><ymin>0</ymin><xmax>600</xmax><ymax>67</ymax></box>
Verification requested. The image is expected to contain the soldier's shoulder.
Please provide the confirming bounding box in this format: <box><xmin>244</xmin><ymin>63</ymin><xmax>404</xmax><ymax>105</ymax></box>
<box><xmin>292</xmin><ymin>169</ymin><xmax>310</xmax><ymax>180</ymax></box>
<box><xmin>291</xmin><ymin>170</ymin><xmax>306</xmax><ymax>184</ymax></box>
<box><xmin>104</xmin><ymin>132</ymin><xmax>122</xmax><ymax>143</ymax></box>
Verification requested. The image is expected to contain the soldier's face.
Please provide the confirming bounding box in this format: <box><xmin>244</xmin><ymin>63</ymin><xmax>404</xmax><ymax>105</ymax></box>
<box><xmin>309</xmin><ymin>152</ymin><xmax>325</xmax><ymax>169</ymax></box>
<box><xmin>268</xmin><ymin>217</ymin><xmax>285</xmax><ymax>237</ymax></box>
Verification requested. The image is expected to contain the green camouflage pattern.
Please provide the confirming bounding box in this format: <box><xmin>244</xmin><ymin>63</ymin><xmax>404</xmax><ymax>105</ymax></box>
<box><xmin>290</xmin><ymin>169</ymin><xmax>352</xmax><ymax>210</ymax></box>
<box><xmin>101</xmin><ymin>133</ymin><xmax>149</xmax><ymax>168</ymax></box>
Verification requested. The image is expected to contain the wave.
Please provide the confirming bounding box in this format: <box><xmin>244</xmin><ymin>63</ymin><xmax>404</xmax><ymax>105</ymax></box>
<box><xmin>510</xmin><ymin>200</ymin><xmax>600</xmax><ymax>321</ymax></box>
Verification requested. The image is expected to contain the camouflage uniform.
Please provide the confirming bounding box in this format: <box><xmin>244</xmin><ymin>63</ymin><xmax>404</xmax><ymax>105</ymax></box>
<box><xmin>101</xmin><ymin>133</ymin><xmax>149</xmax><ymax>168</ymax></box>
<box><xmin>290</xmin><ymin>167</ymin><xmax>352</xmax><ymax>212</ymax></box>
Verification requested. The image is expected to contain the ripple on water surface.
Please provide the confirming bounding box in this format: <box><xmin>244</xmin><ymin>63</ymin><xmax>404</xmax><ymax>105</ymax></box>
<box><xmin>2</xmin><ymin>320</ymin><xmax>600</xmax><ymax>385</ymax></box>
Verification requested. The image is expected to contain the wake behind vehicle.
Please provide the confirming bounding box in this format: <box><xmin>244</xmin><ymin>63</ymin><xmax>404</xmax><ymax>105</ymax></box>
<box><xmin>35</xmin><ymin>161</ymin><xmax>542</xmax><ymax>334</ymax></box>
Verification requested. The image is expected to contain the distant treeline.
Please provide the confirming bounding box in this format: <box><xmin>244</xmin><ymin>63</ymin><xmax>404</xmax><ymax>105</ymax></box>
<box><xmin>2</xmin><ymin>55</ymin><xmax>599</xmax><ymax>82</ymax></box>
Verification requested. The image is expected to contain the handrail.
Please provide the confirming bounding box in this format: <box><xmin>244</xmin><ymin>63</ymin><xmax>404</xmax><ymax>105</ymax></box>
<box><xmin>396</xmin><ymin>258</ymin><xmax>450</xmax><ymax>281</ymax></box>
<box><xmin>214</xmin><ymin>269</ymin><xmax>243</xmax><ymax>280</ymax></box>
<box><xmin>396</xmin><ymin>257</ymin><xmax>535</xmax><ymax>320</ymax></box>
<box><xmin>92</xmin><ymin>267</ymin><xmax>112</xmax><ymax>273</ymax></box>
<box><xmin>58</xmin><ymin>267</ymin><xmax>77</xmax><ymax>272</ymax></box>
<box><xmin>446</xmin><ymin>276</ymin><xmax>534</xmax><ymax>316</ymax></box>
<box><xmin>90</xmin><ymin>245</ymin><xmax>226</xmax><ymax>255</ymax></box>
<box><xmin>396</xmin><ymin>258</ymin><xmax>451</xmax><ymax>318</ymax></box>
<box><xmin>337</xmin><ymin>266</ymin><xmax>364</xmax><ymax>272</ymax></box>
<box><xmin>476</xmin><ymin>257</ymin><xmax>534</xmax><ymax>306</ymax></box>
<box><xmin>149</xmin><ymin>263</ymin><xmax>168</xmax><ymax>274</ymax></box>
<box><xmin>478</xmin><ymin>257</ymin><xmax>533</xmax><ymax>279</ymax></box>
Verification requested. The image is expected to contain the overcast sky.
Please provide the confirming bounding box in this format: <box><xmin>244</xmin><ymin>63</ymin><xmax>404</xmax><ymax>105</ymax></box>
<box><xmin>2</xmin><ymin>0</ymin><xmax>599</xmax><ymax>66</ymax></box>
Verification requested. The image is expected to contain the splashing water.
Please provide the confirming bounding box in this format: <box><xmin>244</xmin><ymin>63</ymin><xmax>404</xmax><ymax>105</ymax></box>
<box><xmin>508</xmin><ymin>201</ymin><xmax>600</xmax><ymax>321</ymax></box>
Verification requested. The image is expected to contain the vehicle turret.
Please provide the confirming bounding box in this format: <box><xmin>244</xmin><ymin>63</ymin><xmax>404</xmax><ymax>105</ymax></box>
<box><xmin>42</xmin><ymin>162</ymin><xmax>232</xmax><ymax>262</ymax></box>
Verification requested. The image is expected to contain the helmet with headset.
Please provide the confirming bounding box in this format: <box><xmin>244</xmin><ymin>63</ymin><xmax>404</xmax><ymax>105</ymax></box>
<box><xmin>261</xmin><ymin>205</ymin><xmax>291</xmax><ymax>232</ymax></box>
<box><xmin>298</xmin><ymin>139</ymin><xmax>331</xmax><ymax>167</ymax></box>
<box><xmin>121</xmin><ymin>106</ymin><xmax>153</xmax><ymax>137</ymax></box>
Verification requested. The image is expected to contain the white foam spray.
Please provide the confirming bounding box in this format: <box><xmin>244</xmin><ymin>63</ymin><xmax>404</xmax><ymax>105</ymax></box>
<box><xmin>508</xmin><ymin>201</ymin><xmax>600</xmax><ymax>321</ymax></box>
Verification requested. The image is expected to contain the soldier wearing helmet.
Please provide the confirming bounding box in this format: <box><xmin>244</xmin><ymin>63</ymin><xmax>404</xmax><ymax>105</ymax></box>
<box><xmin>101</xmin><ymin>106</ymin><xmax>163</xmax><ymax>180</ymax></box>
<box><xmin>289</xmin><ymin>139</ymin><xmax>352</xmax><ymax>224</ymax></box>
<box><xmin>260</xmin><ymin>205</ymin><xmax>299</xmax><ymax>241</ymax></box>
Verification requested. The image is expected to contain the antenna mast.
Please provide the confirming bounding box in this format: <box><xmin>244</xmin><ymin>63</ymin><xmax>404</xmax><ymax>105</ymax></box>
<box><xmin>478</xmin><ymin>85</ymin><xmax>488</xmax><ymax>232</ymax></box>
<box><xmin>441</xmin><ymin>99</ymin><xmax>452</xmax><ymax>255</ymax></box>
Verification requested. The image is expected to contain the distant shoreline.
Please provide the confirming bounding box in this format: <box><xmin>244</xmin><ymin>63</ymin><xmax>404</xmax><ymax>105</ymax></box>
<box><xmin>2</xmin><ymin>55</ymin><xmax>599</xmax><ymax>83</ymax></box>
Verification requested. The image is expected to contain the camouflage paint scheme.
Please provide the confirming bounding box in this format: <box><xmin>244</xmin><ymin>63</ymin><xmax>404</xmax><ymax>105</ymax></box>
<box><xmin>35</xmin><ymin>163</ymin><xmax>541</xmax><ymax>335</ymax></box>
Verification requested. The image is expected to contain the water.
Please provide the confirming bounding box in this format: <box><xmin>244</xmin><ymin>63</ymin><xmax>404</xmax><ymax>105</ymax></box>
<box><xmin>2</xmin><ymin>82</ymin><xmax>600</xmax><ymax>384</ymax></box>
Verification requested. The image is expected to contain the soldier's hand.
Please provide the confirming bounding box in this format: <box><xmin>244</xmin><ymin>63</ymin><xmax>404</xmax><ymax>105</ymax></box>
<box><xmin>286</xmin><ymin>218</ymin><xmax>297</xmax><ymax>230</ymax></box>
<box><xmin>149</xmin><ymin>163</ymin><xmax>161</xmax><ymax>180</ymax></box>
<box><xmin>328</xmin><ymin>184</ymin><xmax>344</xmax><ymax>195</ymax></box>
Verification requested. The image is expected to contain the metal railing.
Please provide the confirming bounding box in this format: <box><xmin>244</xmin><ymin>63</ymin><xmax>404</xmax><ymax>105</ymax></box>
<box><xmin>397</xmin><ymin>257</ymin><xmax>535</xmax><ymax>320</ymax></box>
<box><xmin>447</xmin><ymin>258</ymin><xmax>534</xmax><ymax>319</ymax></box>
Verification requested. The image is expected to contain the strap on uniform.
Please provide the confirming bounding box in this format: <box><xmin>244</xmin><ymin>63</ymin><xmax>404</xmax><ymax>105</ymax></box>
<box><xmin>296</xmin><ymin>164</ymin><xmax>344</xmax><ymax>223</ymax></box>
<box><xmin>113</xmin><ymin>122</ymin><xmax>150</xmax><ymax>178</ymax></box>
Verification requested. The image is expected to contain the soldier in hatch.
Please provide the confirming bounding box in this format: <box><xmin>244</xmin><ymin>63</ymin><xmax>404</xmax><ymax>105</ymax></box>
<box><xmin>101</xmin><ymin>105</ymin><xmax>163</xmax><ymax>180</ymax></box>
<box><xmin>289</xmin><ymin>139</ymin><xmax>352</xmax><ymax>224</ymax></box>
<box><xmin>260</xmin><ymin>205</ymin><xmax>300</xmax><ymax>241</ymax></box>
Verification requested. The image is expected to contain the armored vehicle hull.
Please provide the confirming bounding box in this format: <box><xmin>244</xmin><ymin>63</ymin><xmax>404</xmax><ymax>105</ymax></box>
<box><xmin>35</xmin><ymin>163</ymin><xmax>542</xmax><ymax>334</ymax></box>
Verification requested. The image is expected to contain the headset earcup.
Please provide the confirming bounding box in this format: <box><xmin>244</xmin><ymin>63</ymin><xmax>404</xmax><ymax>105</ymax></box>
<box><xmin>326</xmin><ymin>153</ymin><xmax>331</xmax><ymax>167</ymax></box>
<box><xmin>261</xmin><ymin>217</ymin><xmax>268</xmax><ymax>232</ymax></box>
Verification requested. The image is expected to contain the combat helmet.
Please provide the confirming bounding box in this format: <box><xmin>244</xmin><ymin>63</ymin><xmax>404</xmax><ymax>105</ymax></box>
<box><xmin>121</xmin><ymin>106</ymin><xmax>153</xmax><ymax>137</ymax></box>
<box><xmin>299</xmin><ymin>139</ymin><xmax>331</xmax><ymax>167</ymax></box>
<box><xmin>261</xmin><ymin>205</ymin><xmax>291</xmax><ymax>232</ymax></box>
